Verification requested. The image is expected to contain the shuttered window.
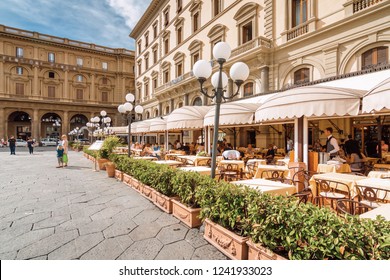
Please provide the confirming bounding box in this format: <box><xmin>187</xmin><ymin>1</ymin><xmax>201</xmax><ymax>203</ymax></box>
<box><xmin>294</xmin><ymin>68</ymin><xmax>310</xmax><ymax>84</ymax></box>
<box><xmin>102</xmin><ymin>92</ymin><xmax>108</xmax><ymax>102</ymax></box>
<box><xmin>76</xmin><ymin>89</ymin><xmax>83</xmax><ymax>100</ymax></box>
<box><xmin>16</xmin><ymin>83</ymin><xmax>24</xmax><ymax>95</ymax></box>
<box><xmin>362</xmin><ymin>47</ymin><xmax>388</xmax><ymax>70</ymax></box>
<box><xmin>48</xmin><ymin>86</ymin><xmax>55</xmax><ymax>98</ymax></box>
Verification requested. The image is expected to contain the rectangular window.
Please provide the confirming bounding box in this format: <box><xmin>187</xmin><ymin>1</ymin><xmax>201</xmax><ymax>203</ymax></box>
<box><xmin>16</xmin><ymin>67</ymin><xmax>23</xmax><ymax>75</ymax></box>
<box><xmin>192</xmin><ymin>53</ymin><xmax>200</xmax><ymax>67</ymax></box>
<box><xmin>48</xmin><ymin>52</ymin><xmax>55</xmax><ymax>62</ymax></box>
<box><xmin>76</xmin><ymin>89</ymin><xmax>83</xmax><ymax>100</ymax></box>
<box><xmin>164</xmin><ymin>38</ymin><xmax>169</xmax><ymax>55</ymax></box>
<box><xmin>16</xmin><ymin>47</ymin><xmax>23</xmax><ymax>58</ymax></box>
<box><xmin>293</xmin><ymin>0</ymin><xmax>307</xmax><ymax>27</ymax></box>
<box><xmin>102</xmin><ymin>62</ymin><xmax>108</xmax><ymax>70</ymax></box>
<box><xmin>362</xmin><ymin>47</ymin><xmax>388</xmax><ymax>69</ymax></box>
<box><xmin>16</xmin><ymin>83</ymin><xmax>24</xmax><ymax>95</ymax></box>
<box><xmin>48</xmin><ymin>72</ymin><xmax>55</xmax><ymax>79</ymax></box>
<box><xmin>102</xmin><ymin>77</ymin><xmax>108</xmax><ymax>85</ymax></box>
<box><xmin>294</xmin><ymin>68</ymin><xmax>310</xmax><ymax>84</ymax></box>
<box><xmin>153</xmin><ymin>23</ymin><xmax>158</xmax><ymax>38</ymax></box>
<box><xmin>145</xmin><ymin>84</ymin><xmax>149</xmax><ymax>97</ymax></box>
<box><xmin>177</xmin><ymin>63</ymin><xmax>183</xmax><ymax>77</ymax></box>
<box><xmin>164</xmin><ymin>10</ymin><xmax>169</xmax><ymax>27</ymax></box>
<box><xmin>193</xmin><ymin>13</ymin><xmax>199</xmax><ymax>32</ymax></box>
<box><xmin>214</xmin><ymin>0</ymin><xmax>220</xmax><ymax>16</ymax></box>
<box><xmin>48</xmin><ymin>86</ymin><xmax>56</xmax><ymax>98</ymax></box>
<box><xmin>177</xmin><ymin>0</ymin><xmax>182</xmax><ymax>13</ymax></box>
<box><xmin>153</xmin><ymin>48</ymin><xmax>158</xmax><ymax>64</ymax></box>
<box><xmin>138</xmin><ymin>62</ymin><xmax>142</xmax><ymax>74</ymax></box>
<box><xmin>145</xmin><ymin>57</ymin><xmax>149</xmax><ymax>70</ymax></box>
<box><xmin>153</xmin><ymin>78</ymin><xmax>157</xmax><ymax>89</ymax></box>
<box><xmin>102</xmin><ymin>91</ymin><xmax>108</xmax><ymax>102</ymax></box>
<box><xmin>163</xmin><ymin>70</ymin><xmax>169</xmax><ymax>83</ymax></box>
<box><xmin>242</xmin><ymin>22</ymin><xmax>253</xmax><ymax>43</ymax></box>
<box><xmin>77</xmin><ymin>58</ymin><xmax>83</xmax><ymax>66</ymax></box>
<box><xmin>145</xmin><ymin>34</ymin><xmax>149</xmax><ymax>47</ymax></box>
<box><xmin>177</xmin><ymin>27</ymin><xmax>182</xmax><ymax>45</ymax></box>
<box><xmin>77</xmin><ymin>75</ymin><xmax>83</xmax><ymax>82</ymax></box>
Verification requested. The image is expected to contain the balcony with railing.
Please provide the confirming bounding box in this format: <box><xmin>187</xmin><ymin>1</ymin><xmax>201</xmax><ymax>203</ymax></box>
<box><xmin>287</xmin><ymin>23</ymin><xmax>309</xmax><ymax>41</ymax></box>
<box><xmin>231</xmin><ymin>36</ymin><xmax>272</xmax><ymax>58</ymax></box>
<box><xmin>353</xmin><ymin>0</ymin><xmax>383</xmax><ymax>13</ymax></box>
<box><xmin>154</xmin><ymin>71</ymin><xmax>194</xmax><ymax>96</ymax></box>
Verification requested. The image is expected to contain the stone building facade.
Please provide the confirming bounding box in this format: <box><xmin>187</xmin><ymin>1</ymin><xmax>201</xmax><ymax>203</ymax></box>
<box><xmin>0</xmin><ymin>24</ymin><xmax>135</xmax><ymax>141</ymax></box>
<box><xmin>130</xmin><ymin>0</ymin><xmax>390</xmax><ymax>149</ymax></box>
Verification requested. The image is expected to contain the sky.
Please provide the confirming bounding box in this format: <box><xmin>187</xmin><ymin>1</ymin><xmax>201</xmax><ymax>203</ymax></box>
<box><xmin>0</xmin><ymin>0</ymin><xmax>152</xmax><ymax>50</ymax></box>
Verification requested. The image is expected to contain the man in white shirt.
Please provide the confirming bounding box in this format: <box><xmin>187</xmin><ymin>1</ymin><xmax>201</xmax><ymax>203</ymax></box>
<box><xmin>324</xmin><ymin>127</ymin><xmax>340</xmax><ymax>158</ymax></box>
<box><xmin>222</xmin><ymin>149</ymin><xmax>241</xmax><ymax>160</ymax></box>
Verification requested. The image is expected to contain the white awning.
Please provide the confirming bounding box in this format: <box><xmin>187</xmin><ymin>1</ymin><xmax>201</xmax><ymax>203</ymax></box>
<box><xmin>167</xmin><ymin>106</ymin><xmax>212</xmax><ymax>130</ymax></box>
<box><xmin>149</xmin><ymin>117</ymin><xmax>167</xmax><ymax>132</ymax></box>
<box><xmin>317</xmin><ymin>69</ymin><xmax>390</xmax><ymax>90</ymax></box>
<box><xmin>362</xmin><ymin>76</ymin><xmax>390</xmax><ymax>113</ymax></box>
<box><xmin>109</xmin><ymin>126</ymin><xmax>128</xmax><ymax>135</ymax></box>
<box><xmin>255</xmin><ymin>86</ymin><xmax>366</xmax><ymax>122</ymax></box>
<box><xmin>204</xmin><ymin>94</ymin><xmax>276</xmax><ymax>126</ymax></box>
<box><xmin>134</xmin><ymin>119</ymin><xmax>152</xmax><ymax>133</ymax></box>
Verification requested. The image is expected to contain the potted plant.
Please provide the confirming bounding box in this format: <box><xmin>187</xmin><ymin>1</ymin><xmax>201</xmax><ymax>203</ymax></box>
<box><xmin>171</xmin><ymin>171</ymin><xmax>216</xmax><ymax>228</ymax></box>
<box><xmin>197</xmin><ymin>181</ymin><xmax>258</xmax><ymax>260</ymax></box>
<box><xmin>104</xmin><ymin>161</ymin><xmax>116</xmax><ymax>177</ymax></box>
<box><xmin>98</xmin><ymin>136</ymin><xmax>120</xmax><ymax>170</ymax></box>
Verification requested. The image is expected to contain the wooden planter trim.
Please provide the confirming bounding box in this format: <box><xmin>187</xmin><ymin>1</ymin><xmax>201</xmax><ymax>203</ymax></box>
<box><xmin>204</xmin><ymin>218</ymin><xmax>249</xmax><ymax>260</ymax></box>
<box><xmin>247</xmin><ymin>239</ymin><xmax>287</xmax><ymax>260</ymax></box>
<box><xmin>171</xmin><ymin>198</ymin><xmax>202</xmax><ymax>228</ymax></box>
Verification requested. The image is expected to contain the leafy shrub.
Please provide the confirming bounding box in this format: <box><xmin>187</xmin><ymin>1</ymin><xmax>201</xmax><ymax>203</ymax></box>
<box><xmin>99</xmin><ymin>136</ymin><xmax>120</xmax><ymax>159</ymax></box>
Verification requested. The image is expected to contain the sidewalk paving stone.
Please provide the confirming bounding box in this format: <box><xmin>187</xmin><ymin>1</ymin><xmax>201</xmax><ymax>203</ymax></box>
<box><xmin>0</xmin><ymin>150</ymin><xmax>227</xmax><ymax>260</ymax></box>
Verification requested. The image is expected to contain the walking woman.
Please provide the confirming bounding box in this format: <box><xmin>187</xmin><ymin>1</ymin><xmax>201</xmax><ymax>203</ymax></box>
<box><xmin>61</xmin><ymin>134</ymin><xmax>69</xmax><ymax>167</ymax></box>
<box><xmin>27</xmin><ymin>137</ymin><xmax>34</xmax><ymax>154</ymax></box>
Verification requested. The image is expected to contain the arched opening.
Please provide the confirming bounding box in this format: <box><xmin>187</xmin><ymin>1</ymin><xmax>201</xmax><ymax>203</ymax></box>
<box><xmin>8</xmin><ymin>111</ymin><xmax>31</xmax><ymax>140</ymax></box>
<box><xmin>193</xmin><ymin>97</ymin><xmax>203</xmax><ymax>106</ymax></box>
<box><xmin>41</xmin><ymin>113</ymin><xmax>62</xmax><ymax>139</ymax></box>
<box><xmin>70</xmin><ymin>114</ymin><xmax>89</xmax><ymax>140</ymax></box>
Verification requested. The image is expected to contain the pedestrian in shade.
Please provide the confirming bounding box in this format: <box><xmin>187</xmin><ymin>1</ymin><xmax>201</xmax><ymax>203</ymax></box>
<box><xmin>27</xmin><ymin>137</ymin><xmax>35</xmax><ymax>154</ymax></box>
<box><xmin>8</xmin><ymin>135</ymin><xmax>16</xmax><ymax>155</ymax></box>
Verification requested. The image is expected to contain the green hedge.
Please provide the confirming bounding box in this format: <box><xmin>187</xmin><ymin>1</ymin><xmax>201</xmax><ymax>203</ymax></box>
<box><xmin>109</xmin><ymin>154</ymin><xmax>390</xmax><ymax>259</ymax></box>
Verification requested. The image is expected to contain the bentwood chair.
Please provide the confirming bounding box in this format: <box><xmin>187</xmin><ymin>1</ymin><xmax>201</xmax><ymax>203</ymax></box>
<box><xmin>260</xmin><ymin>170</ymin><xmax>285</xmax><ymax>183</ymax></box>
<box><xmin>355</xmin><ymin>185</ymin><xmax>390</xmax><ymax>209</ymax></box>
<box><xmin>336</xmin><ymin>199</ymin><xmax>372</xmax><ymax>216</ymax></box>
<box><xmin>313</xmin><ymin>179</ymin><xmax>351</xmax><ymax>209</ymax></box>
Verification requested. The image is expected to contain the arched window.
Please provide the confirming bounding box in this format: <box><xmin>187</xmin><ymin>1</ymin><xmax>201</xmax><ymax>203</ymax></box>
<box><xmin>146</xmin><ymin>111</ymin><xmax>150</xmax><ymax>119</ymax></box>
<box><xmin>362</xmin><ymin>47</ymin><xmax>388</xmax><ymax>70</ymax></box>
<box><xmin>193</xmin><ymin>97</ymin><xmax>202</xmax><ymax>106</ymax></box>
<box><xmin>294</xmin><ymin>68</ymin><xmax>309</xmax><ymax>85</ymax></box>
<box><xmin>243</xmin><ymin>82</ymin><xmax>254</xmax><ymax>97</ymax></box>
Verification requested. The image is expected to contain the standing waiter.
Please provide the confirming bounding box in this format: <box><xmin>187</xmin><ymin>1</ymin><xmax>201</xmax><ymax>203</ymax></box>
<box><xmin>324</xmin><ymin>127</ymin><xmax>340</xmax><ymax>159</ymax></box>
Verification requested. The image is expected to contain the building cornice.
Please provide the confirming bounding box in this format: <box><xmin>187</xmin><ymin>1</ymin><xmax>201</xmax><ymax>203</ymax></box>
<box><xmin>129</xmin><ymin>0</ymin><xmax>167</xmax><ymax>39</ymax></box>
<box><xmin>0</xmin><ymin>25</ymin><xmax>135</xmax><ymax>58</ymax></box>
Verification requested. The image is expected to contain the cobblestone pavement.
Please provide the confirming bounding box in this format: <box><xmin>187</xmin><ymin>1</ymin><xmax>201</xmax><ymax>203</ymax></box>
<box><xmin>0</xmin><ymin>149</ymin><xmax>227</xmax><ymax>260</ymax></box>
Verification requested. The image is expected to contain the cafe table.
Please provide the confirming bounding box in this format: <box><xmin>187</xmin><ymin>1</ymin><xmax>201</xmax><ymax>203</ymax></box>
<box><xmin>155</xmin><ymin>160</ymin><xmax>183</xmax><ymax>167</ymax></box>
<box><xmin>367</xmin><ymin>170</ymin><xmax>390</xmax><ymax>178</ymax></box>
<box><xmin>360</xmin><ymin>204</ymin><xmax>390</xmax><ymax>221</ymax></box>
<box><xmin>232</xmin><ymin>178</ymin><xmax>296</xmax><ymax>196</ymax></box>
<box><xmin>165</xmin><ymin>153</ymin><xmax>186</xmax><ymax>160</ymax></box>
<box><xmin>253</xmin><ymin>164</ymin><xmax>290</xmax><ymax>179</ymax></box>
<box><xmin>178</xmin><ymin>166</ymin><xmax>211</xmax><ymax>176</ymax></box>
<box><xmin>373</xmin><ymin>164</ymin><xmax>390</xmax><ymax>171</ymax></box>
<box><xmin>309</xmin><ymin>172</ymin><xmax>366</xmax><ymax>197</ymax></box>
<box><xmin>317</xmin><ymin>163</ymin><xmax>351</xmax><ymax>173</ymax></box>
<box><xmin>246</xmin><ymin>159</ymin><xmax>267</xmax><ymax>166</ymax></box>
<box><xmin>177</xmin><ymin>155</ymin><xmax>211</xmax><ymax>166</ymax></box>
<box><xmin>132</xmin><ymin>156</ymin><xmax>158</xmax><ymax>161</ymax></box>
<box><xmin>355</xmin><ymin>177</ymin><xmax>390</xmax><ymax>200</ymax></box>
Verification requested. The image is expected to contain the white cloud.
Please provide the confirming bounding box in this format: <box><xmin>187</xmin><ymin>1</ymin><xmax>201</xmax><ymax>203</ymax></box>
<box><xmin>106</xmin><ymin>0</ymin><xmax>151</xmax><ymax>29</ymax></box>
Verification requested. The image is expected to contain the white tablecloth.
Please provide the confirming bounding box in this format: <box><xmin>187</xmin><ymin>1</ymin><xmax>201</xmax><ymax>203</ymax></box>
<box><xmin>232</xmin><ymin>179</ymin><xmax>296</xmax><ymax>196</ymax></box>
<box><xmin>360</xmin><ymin>204</ymin><xmax>390</xmax><ymax>221</ymax></box>
<box><xmin>179</xmin><ymin>166</ymin><xmax>211</xmax><ymax>176</ymax></box>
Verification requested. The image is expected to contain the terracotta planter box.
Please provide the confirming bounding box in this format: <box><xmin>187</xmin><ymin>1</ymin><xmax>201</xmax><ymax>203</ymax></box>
<box><xmin>140</xmin><ymin>184</ymin><xmax>154</xmax><ymax>202</ymax></box>
<box><xmin>114</xmin><ymin>169</ymin><xmax>123</xmax><ymax>181</ymax></box>
<box><xmin>123</xmin><ymin>173</ymin><xmax>133</xmax><ymax>187</ymax></box>
<box><xmin>171</xmin><ymin>199</ymin><xmax>202</xmax><ymax>228</ymax></box>
<box><xmin>98</xmin><ymin>158</ymin><xmax>109</xmax><ymax>170</ymax></box>
<box><xmin>247</xmin><ymin>239</ymin><xmax>287</xmax><ymax>260</ymax></box>
<box><xmin>130</xmin><ymin>177</ymin><xmax>142</xmax><ymax>192</ymax></box>
<box><xmin>204</xmin><ymin>218</ymin><xmax>249</xmax><ymax>260</ymax></box>
<box><xmin>153</xmin><ymin>191</ymin><xmax>177</xmax><ymax>214</ymax></box>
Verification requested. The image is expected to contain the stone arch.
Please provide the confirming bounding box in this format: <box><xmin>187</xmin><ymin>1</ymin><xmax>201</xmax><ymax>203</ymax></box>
<box><xmin>8</xmin><ymin>65</ymin><xmax>32</xmax><ymax>76</ymax></box>
<box><xmin>279</xmin><ymin>59</ymin><xmax>325</xmax><ymax>89</ymax></box>
<box><xmin>233</xmin><ymin>2</ymin><xmax>260</xmax><ymax>20</ymax></box>
<box><xmin>40</xmin><ymin>112</ymin><xmax>62</xmax><ymax>139</ymax></box>
<box><xmin>207</xmin><ymin>24</ymin><xmax>227</xmax><ymax>38</ymax></box>
<box><xmin>7</xmin><ymin>110</ymin><xmax>32</xmax><ymax>140</ymax></box>
<box><xmin>191</xmin><ymin>96</ymin><xmax>203</xmax><ymax>106</ymax></box>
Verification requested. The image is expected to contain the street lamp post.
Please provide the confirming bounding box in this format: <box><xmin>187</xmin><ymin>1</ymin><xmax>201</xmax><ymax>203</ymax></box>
<box><xmin>118</xmin><ymin>93</ymin><xmax>144</xmax><ymax>157</ymax></box>
<box><xmin>192</xmin><ymin>42</ymin><xmax>249</xmax><ymax>178</ymax></box>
